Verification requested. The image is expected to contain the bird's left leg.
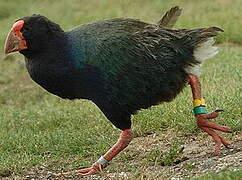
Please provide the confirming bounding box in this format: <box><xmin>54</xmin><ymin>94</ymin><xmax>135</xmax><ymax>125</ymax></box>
<box><xmin>58</xmin><ymin>128</ymin><xmax>132</xmax><ymax>177</ymax></box>
<box><xmin>188</xmin><ymin>74</ymin><xmax>231</xmax><ymax>155</ymax></box>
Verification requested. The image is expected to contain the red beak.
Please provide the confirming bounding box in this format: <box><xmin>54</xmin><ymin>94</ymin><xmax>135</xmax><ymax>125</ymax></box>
<box><xmin>4</xmin><ymin>20</ymin><xmax>27</xmax><ymax>54</ymax></box>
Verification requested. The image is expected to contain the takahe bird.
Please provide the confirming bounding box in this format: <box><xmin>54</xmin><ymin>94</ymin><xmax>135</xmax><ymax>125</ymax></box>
<box><xmin>4</xmin><ymin>6</ymin><xmax>231</xmax><ymax>177</ymax></box>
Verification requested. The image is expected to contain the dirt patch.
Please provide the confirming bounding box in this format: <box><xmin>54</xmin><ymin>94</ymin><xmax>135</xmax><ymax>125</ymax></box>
<box><xmin>3</xmin><ymin>131</ymin><xmax>242</xmax><ymax>180</ymax></box>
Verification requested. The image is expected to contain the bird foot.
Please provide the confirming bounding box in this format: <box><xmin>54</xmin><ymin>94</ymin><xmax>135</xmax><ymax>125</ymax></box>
<box><xmin>196</xmin><ymin>111</ymin><xmax>231</xmax><ymax>155</ymax></box>
<box><xmin>55</xmin><ymin>163</ymin><xmax>102</xmax><ymax>178</ymax></box>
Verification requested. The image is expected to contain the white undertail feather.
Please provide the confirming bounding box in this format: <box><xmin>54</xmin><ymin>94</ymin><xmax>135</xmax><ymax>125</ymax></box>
<box><xmin>185</xmin><ymin>38</ymin><xmax>218</xmax><ymax>75</ymax></box>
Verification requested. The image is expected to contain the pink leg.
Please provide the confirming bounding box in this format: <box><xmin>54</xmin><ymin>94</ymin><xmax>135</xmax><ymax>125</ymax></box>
<box><xmin>57</xmin><ymin>129</ymin><xmax>132</xmax><ymax>177</ymax></box>
<box><xmin>188</xmin><ymin>74</ymin><xmax>231</xmax><ymax>155</ymax></box>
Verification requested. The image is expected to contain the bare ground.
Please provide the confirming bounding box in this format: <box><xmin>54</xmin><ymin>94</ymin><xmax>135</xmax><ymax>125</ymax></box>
<box><xmin>3</xmin><ymin>131</ymin><xmax>242</xmax><ymax>180</ymax></box>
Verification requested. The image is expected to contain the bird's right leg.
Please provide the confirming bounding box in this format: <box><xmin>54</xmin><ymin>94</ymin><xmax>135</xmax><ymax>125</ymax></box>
<box><xmin>58</xmin><ymin>128</ymin><xmax>132</xmax><ymax>177</ymax></box>
<box><xmin>188</xmin><ymin>74</ymin><xmax>232</xmax><ymax>155</ymax></box>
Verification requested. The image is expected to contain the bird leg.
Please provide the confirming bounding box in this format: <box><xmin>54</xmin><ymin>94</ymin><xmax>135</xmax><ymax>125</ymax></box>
<box><xmin>188</xmin><ymin>74</ymin><xmax>231</xmax><ymax>155</ymax></box>
<box><xmin>57</xmin><ymin>128</ymin><xmax>132</xmax><ymax>177</ymax></box>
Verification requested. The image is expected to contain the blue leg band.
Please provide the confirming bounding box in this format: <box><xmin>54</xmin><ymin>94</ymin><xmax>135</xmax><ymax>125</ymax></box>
<box><xmin>193</xmin><ymin>106</ymin><xmax>207</xmax><ymax>115</ymax></box>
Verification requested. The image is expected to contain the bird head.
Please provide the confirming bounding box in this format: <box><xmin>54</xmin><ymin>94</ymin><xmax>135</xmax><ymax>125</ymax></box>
<box><xmin>4</xmin><ymin>15</ymin><xmax>64</xmax><ymax>56</ymax></box>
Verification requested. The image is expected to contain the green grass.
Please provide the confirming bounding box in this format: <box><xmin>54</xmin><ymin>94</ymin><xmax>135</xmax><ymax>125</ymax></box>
<box><xmin>0</xmin><ymin>0</ymin><xmax>242</xmax><ymax>179</ymax></box>
<box><xmin>145</xmin><ymin>139</ymin><xmax>184</xmax><ymax>166</ymax></box>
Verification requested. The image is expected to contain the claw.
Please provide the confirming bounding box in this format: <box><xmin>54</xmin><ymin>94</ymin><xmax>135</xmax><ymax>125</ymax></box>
<box><xmin>215</xmin><ymin>109</ymin><xmax>224</xmax><ymax>112</ymax></box>
<box><xmin>224</xmin><ymin>144</ymin><xmax>233</xmax><ymax>149</ymax></box>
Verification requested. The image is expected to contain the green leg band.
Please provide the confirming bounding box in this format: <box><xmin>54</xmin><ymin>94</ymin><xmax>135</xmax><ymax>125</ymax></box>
<box><xmin>193</xmin><ymin>106</ymin><xmax>207</xmax><ymax>115</ymax></box>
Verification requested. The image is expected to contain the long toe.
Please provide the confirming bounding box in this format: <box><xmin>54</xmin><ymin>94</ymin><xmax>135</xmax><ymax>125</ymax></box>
<box><xmin>196</xmin><ymin>115</ymin><xmax>232</xmax><ymax>133</ymax></box>
<box><xmin>55</xmin><ymin>167</ymin><xmax>94</xmax><ymax>178</ymax></box>
<box><xmin>203</xmin><ymin>121</ymin><xmax>231</xmax><ymax>133</ymax></box>
<box><xmin>218</xmin><ymin>134</ymin><xmax>230</xmax><ymax>147</ymax></box>
<box><xmin>204</xmin><ymin>111</ymin><xmax>232</xmax><ymax>133</ymax></box>
<box><xmin>200</xmin><ymin>127</ymin><xmax>223</xmax><ymax>155</ymax></box>
<box><xmin>200</xmin><ymin>124</ymin><xmax>231</xmax><ymax>155</ymax></box>
<box><xmin>76</xmin><ymin>167</ymin><xmax>94</xmax><ymax>174</ymax></box>
<box><xmin>214</xmin><ymin>142</ymin><xmax>222</xmax><ymax>155</ymax></box>
<box><xmin>79</xmin><ymin>169</ymin><xmax>98</xmax><ymax>177</ymax></box>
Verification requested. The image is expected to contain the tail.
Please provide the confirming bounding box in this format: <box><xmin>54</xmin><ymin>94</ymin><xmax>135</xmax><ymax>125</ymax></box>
<box><xmin>180</xmin><ymin>27</ymin><xmax>223</xmax><ymax>75</ymax></box>
<box><xmin>158</xmin><ymin>6</ymin><xmax>182</xmax><ymax>28</ymax></box>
